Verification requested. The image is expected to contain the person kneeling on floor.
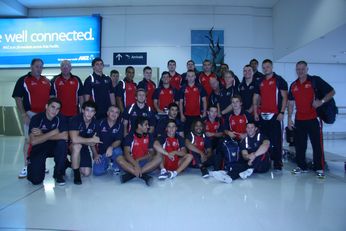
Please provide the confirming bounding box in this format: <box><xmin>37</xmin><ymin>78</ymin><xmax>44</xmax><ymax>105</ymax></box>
<box><xmin>154</xmin><ymin>119</ymin><xmax>193</xmax><ymax>180</ymax></box>
<box><xmin>116</xmin><ymin>116</ymin><xmax>161</xmax><ymax>186</ymax></box>
<box><xmin>228</xmin><ymin>122</ymin><xmax>270</xmax><ymax>180</ymax></box>
<box><xmin>93</xmin><ymin>105</ymin><xmax>124</xmax><ymax>176</ymax></box>
<box><xmin>27</xmin><ymin>98</ymin><xmax>68</xmax><ymax>186</ymax></box>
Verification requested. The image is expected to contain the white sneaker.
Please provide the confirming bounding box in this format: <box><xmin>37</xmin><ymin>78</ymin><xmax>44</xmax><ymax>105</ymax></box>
<box><xmin>239</xmin><ymin>168</ymin><xmax>254</xmax><ymax>180</ymax></box>
<box><xmin>169</xmin><ymin>171</ymin><xmax>177</xmax><ymax>179</ymax></box>
<box><xmin>211</xmin><ymin>171</ymin><xmax>232</xmax><ymax>184</ymax></box>
<box><xmin>18</xmin><ymin>166</ymin><xmax>27</xmax><ymax>178</ymax></box>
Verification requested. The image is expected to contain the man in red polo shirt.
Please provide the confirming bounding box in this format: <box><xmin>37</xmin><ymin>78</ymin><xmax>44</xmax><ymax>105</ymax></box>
<box><xmin>116</xmin><ymin>116</ymin><xmax>161</xmax><ymax>186</ymax></box>
<box><xmin>253</xmin><ymin>59</ymin><xmax>288</xmax><ymax>171</ymax></box>
<box><xmin>153</xmin><ymin>71</ymin><xmax>178</xmax><ymax>113</ymax></box>
<box><xmin>138</xmin><ymin>66</ymin><xmax>156</xmax><ymax>109</ymax></box>
<box><xmin>199</xmin><ymin>59</ymin><xmax>217</xmax><ymax>97</ymax></box>
<box><xmin>50</xmin><ymin>60</ymin><xmax>84</xmax><ymax>118</ymax></box>
<box><xmin>168</xmin><ymin>60</ymin><xmax>182</xmax><ymax>90</ymax></box>
<box><xmin>116</xmin><ymin>66</ymin><xmax>137</xmax><ymax>112</ymax></box>
<box><xmin>179</xmin><ymin>70</ymin><xmax>207</xmax><ymax>135</ymax></box>
<box><xmin>154</xmin><ymin>119</ymin><xmax>193</xmax><ymax>180</ymax></box>
<box><xmin>12</xmin><ymin>58</ymin><xmax>51</xmax><ymax>178</ymax></box>
<box><xmin>288</xmin><ymin>61</ymin><xmax>335</xmax><ymax>178</ymax></box>
<box><xmin>224</xmin><ymin>95</ymin><xmax>253</xmax><ymax>142</ymax></box>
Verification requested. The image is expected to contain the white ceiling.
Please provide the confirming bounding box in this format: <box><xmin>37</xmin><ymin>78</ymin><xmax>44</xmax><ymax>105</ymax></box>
<box><xmin>278</xmin><ymin>24</ymin><xmax>346</xmax><ymax>64</ymax></box>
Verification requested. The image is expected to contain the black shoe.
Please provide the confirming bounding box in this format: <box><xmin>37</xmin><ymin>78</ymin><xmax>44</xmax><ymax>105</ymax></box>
<box><xmin>120</xmin><ymin>173</ymin><xmax>135</xmax><ymax>184</ymax></box>
<box><xmin>140</xmin><ymin>174</ymin><xmax>153</xmax><ymax>186</ymax></box>
<box><xmin>55</xmin><ymin>175</ymin><xmax>66</xmax><ymax>186</ymax></box>
<box><xmin>200</xmin><ymin>167</ymin><xmax>209</xmax><ymax>178</ymax></box>
<box><xmin>73</xmin><ymin>169</ymin><xmax>82</xmax><ymax>185</ymax></box>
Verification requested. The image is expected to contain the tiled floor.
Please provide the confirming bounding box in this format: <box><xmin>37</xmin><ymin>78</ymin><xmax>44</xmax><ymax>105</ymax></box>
<box><xmin>0</xmin><ymin>136</ymin><xmax>345</xmax><ymax>231</ymax></box>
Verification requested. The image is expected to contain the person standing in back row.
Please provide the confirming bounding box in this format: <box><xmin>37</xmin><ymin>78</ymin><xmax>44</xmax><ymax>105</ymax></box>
<box><xmin>288</xmin><ymin>61</ymin><xmax>335</xmax><ymax>178</ymax></box>
<box><xmin>84</xmin><ymin>58</ymin><xmax>115</xmax><ymax>119</ymax></box>
<box><xmin>253</xmin><ymin>59</ymin><xmax>288</xmax><ymax>171</ymax></box>
<box><xmin>12</xmin><ymin>58</ymin><xmax>51</xmax><ymax>179</ymax></box>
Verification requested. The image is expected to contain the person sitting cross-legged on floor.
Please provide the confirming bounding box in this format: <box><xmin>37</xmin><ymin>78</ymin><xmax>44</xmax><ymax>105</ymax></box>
<box><xmin>154</xmin><ymin>119</ymin><xmax>193</xmax><ymax>180</ymax></box>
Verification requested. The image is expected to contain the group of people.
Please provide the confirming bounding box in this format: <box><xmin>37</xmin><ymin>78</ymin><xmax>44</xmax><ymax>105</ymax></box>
<box><xmin>12</xmin><ymin>56</ymin><xmax>335</xmax><ymax>186</ymax></box>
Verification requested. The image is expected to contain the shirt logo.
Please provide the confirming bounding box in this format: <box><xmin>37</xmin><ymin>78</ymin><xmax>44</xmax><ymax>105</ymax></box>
<box><xmin>70</xmin><ymin>81</ymin><xmax>75</xmax><ymax>85</ymax></box>
<box><xmin>143</xmin><ymin>138</ymin><xmax>148</xmax><ymax>144</ymax></box>
<box><xmin>31</xmin><ymin>82</ymin><xmax>37</xmax><ymax>86</ymax></box>
<box><xmin>293</xmin><ymin>86</ymin><xmax>299</xmax><ymax>92</ymax></box>
<box><xmin>102</xmin><ymin>127</ymin><xmax>107</xmax><ymax>132</ymax></box>
<box><xmin>59</xmin><ymin>81</ymin><xmax>64</xmax><ymax>86</ymax></box>
<box><xmin>87</xmin><ymin>129</ymin><xmax>93</xmax><ymax>134</ymax></box>
<box><xmin>305</xmin><ymin>84</ymin><xmax>311</xmax><ymax>88</ymax></box>
<box><xmin>269</xmin><ymin>80</ymin><xmax>274</xmax><ymax>85</ymax></box>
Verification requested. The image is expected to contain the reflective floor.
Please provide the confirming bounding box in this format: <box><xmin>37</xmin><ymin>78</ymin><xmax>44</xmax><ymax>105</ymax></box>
<box><xmin>0</xmin><ymin>137</ymin><xmax>345</xmax><ymax>231</ymax></box>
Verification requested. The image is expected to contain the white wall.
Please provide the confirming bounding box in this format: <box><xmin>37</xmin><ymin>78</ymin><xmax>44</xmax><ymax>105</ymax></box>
<box><xmin>273</xmin><ymin>0</ymin><xmax>346</xmax><ymax>60</ymax></box>
<box><xmin>28</xmin><ymin>6</ymin><xmax>273</xmax><ymax>76</ymax></box>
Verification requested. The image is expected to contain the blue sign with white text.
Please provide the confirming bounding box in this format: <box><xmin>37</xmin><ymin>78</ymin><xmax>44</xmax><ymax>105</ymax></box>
<box><xmin>0</xmin><ymin>16</ymin><xmax>101</xmax><ymax>68</ymax></box>
<box><xmin>113</xmin><ymin>52</ymin><xmax>147</xmax><ymax>65</ymax></box>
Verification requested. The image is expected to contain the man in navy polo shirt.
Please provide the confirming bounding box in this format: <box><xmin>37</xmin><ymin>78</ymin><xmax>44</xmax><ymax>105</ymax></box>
<box><xmin>27</xmin><ymin>98</ymin><xmax>68</xmax><ymax>185</ymax></box>
<box><xmin>84</xmin><ymin>57</ymin><xmax>115</xmax><ymax>119</ymax></box>
<box><xmin>93</xmin><ymin>105</ymin><xmax>124</xmax><ymax>176</ymax></box>
<box><xmin>218</xmin><ymin>63</ymin><xmax>240</xmax><ymax>89</ymax></box>
<box><xmin>219</xmin><ymin>70</ymin><xmax>239</xmax><ymax>117</ymax></box>
<box><xmin>227</xmin><ymin>122</ymin><xmax>270</xmax><ymax>180</ymax></box>
<box><xmin>179</xmin><ymin>70</ymin><xmax>207</xmax><ymax>135</ymax></box>
<box><xmin>123</xmin><ymin>89</ymin><xmax>155</xmax><ymax>136</ymax></box>
<box><xmin>116</xmin><ymin>116</ymin><xmax>161</xmax><ymax>186</ymax></box>
<box><xmin>209</xmin><ymin>77</ymin><xmax>222</xmax><ymax>111</ymax></box>
<box><xmin>250</xmin><ymin>58</ymin><xmax>265</xmax><ymax>83</ymax></box>
<box><xmin>69</xmin><ymin>101</ymin><xmax>102</xmax><ymax>185</ymax></box>
<box><xmin>50</xmin><ymin>60</ymin><xmax>84</xmax><ymax>118</ymax></box>
<box><xmin>253</xmin><ymin>59</ymin><xmax>288</xmax><ymax>171</ymax></box>
<box><xmin>153</xmin><ymin>71</ymin><xmax>179</xmax><ymax>114</ymax></box>
<box><xmin>116</xmin><ymin>66</ymin><xmax>137</xmax><ymax>112</ymax></box>
<box><xmin>155</xmin><ymin>103</ymin><xmax>184</xmax><ymax>138</ymax></box>
<box><xmin>138</xmin><ymin>66</ymin><xmax>156</xmax><ymax>109</ymax></box>
<box><xmin>12</xmin><ymin>58</ymin><xmax>51</xmax><ymax>179</ymax></box>
<box><xmin>288</xmin><ymin>61</ymin><xmax>335</xmax><ymax>178</ymax></box>
<box><xmin>238</xmin><ymin>64</ymin><xmax>256</xmax><ymax>114</ymax></box>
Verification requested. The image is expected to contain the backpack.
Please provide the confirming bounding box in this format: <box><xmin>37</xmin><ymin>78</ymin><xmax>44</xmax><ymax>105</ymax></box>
<box><xmin>310</xmin><ymin>76</ymin><xmax>338</xmax><ymax>124</ymax></box>
<box><xmin>221</xmin><ymin>139</ymin><xmax>239</xmax><ymax>170</ymax></box>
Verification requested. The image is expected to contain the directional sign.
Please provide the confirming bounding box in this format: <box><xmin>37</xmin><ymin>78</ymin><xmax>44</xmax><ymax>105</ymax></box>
<box><xmin>113</xmin><ymin>52</ymin><xmax>147</xmax><ymax>65</ymax></box>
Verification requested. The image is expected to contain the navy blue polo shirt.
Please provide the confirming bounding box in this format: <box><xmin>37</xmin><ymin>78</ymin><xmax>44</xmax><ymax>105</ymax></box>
<box><xmin>209</xmin><ymin>89</ymin><xmax>222</xmax><ymax>106</ymax></box>
<box><xmin>219</xmin><ymin>85</ymin><xmax>238</xmax><ymax>111</ymax></box>
<box><xmin>239</xmin><ymin>132</ymin><xmax>267</xmax><ymax>153</ymax></box>
<box><xmin>68</xmin><ymin>113</ymin><xmax>98</xmax><ymax>138</ymax></box>
<box><xmin>84</xmin><ymin>72</ymin><xmax>113</xmax><ymax>116</ymax></box>
<box><xmin>253</xmin><ymin>71</ymin><xmax>264</xmax><ymax>83</ymax></box>
<box><xmin>96</xmin><ymin>118</ymin><xmax>124</xmax><ymax>154</ymax></box>
<box><xmin>238</xmin><ymin>79</ymin><xmax>257</xmax><ymax>111</ymax></box>
<box><xmin>154</xmin><ymin>116</ymin><xmax>184</xmax><ymax>137</ymax></box>
<box><xmin>29</xmin><ymin>112</ymin><xmax>67</xmax><ymax>137</ymax></box>
<box><xmin>123</xmin><ymin>103</ymin><xmax>156</xmax><ymax>132</ymax></box>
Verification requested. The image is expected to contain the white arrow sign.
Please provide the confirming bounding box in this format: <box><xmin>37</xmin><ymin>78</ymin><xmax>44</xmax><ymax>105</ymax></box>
<box><xmin>115</xmin><ymin>54</ymin><xmax>122</xmax><ymax>61</ymax></box>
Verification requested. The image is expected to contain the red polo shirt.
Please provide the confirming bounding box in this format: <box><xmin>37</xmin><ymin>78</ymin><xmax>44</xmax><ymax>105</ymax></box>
<box><xmin>51</xmin><ymin>74</ymin><xmax>83</xmax><ymax>117</ymax></box>
<box><xmin>228</xmin><ymin>113</ymin><xmax>248</xmax><ymax>140</ymax></box>
<box><xmin>289</xmin><ymin>79</ymin><xmax>317</xmax><ymax>120</ymax></box>
<box><xmin>259</xmin><ymin>77</ymin><xmax>278</xmax><ymax>113</ymax></box>
<box><xmin>153</xmin><ymin>87</ymin><xmax>176</xmax><ymax>110</ymax></box>
<box><xmin>181</xmin><ymin>84</ymin><xmax>202</xmax><ymax>116</ymax></box>
<box><xmin>169</xmin><ymin>72</ymin><xmax>182</xmax><ymax>90</ymax></box>
<box><xmin>199</xmin><ymin>72</ymin><xmax>216</xmax><ymax>96</ymax></box>
<box><xmin>12</xmin><ymin>73</ymin><xmax>51</xmax><ymax>113</ymax></box>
